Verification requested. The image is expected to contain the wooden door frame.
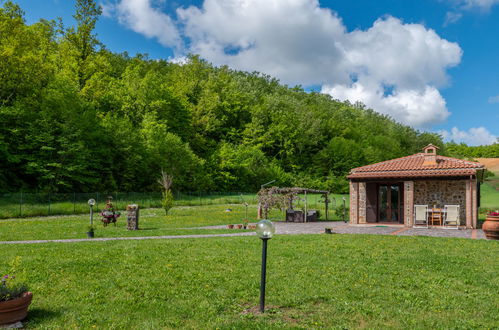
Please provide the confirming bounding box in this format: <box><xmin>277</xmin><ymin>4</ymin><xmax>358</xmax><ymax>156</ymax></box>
<box><xmin>376</xmin><ymin>183</ymin><xmax>403</xmax><ymax>223</ymax></box>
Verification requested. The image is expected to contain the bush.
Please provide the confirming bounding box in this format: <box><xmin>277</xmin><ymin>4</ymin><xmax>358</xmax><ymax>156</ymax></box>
<box><xmin>161</xmin><ymin>189</ymin><xmax>174</xmax><ymax>215</ymax></box>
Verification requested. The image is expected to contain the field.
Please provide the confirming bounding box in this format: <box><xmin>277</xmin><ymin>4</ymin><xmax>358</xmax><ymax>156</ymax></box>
<box><xmin>476</xmin><ymin>158</ymin><xmax>499</xmax><ymax>211</ymax></box>
<box><xmin>0</xmin><ymin>199</ymin><xmax>346</xmax><ymax>242</ymax></box>
<box><xmin>1</xmin><ymin>235</ymin><xmax>497</xmax><ymax>328</ymax></box>
<box><xmin>476</xmin><ymin>158</ymin><xmax>499</xmax><ymax>175</ymax></box>
<box><xmin>0</xmin><ymin>192</ymin><xmax>348</xmax><ymax>219</ymax></box>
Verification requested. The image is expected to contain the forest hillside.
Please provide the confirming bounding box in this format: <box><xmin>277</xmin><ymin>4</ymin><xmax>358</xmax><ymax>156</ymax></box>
<box><xmin>1</xmin><ymin>1</ymin><xmax>495</xmax><ymax>194</ymax></box>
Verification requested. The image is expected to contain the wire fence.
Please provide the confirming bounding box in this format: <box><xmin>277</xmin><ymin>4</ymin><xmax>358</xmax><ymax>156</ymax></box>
<box><xmin>0</xmin><ymin>192</ymin><xmax>260</xmax><ymax>219</ymax></box>
<box><xmin>0</xmin><ymin>191</ymin><xmax>349</xmax><ymax>220</ymax></box>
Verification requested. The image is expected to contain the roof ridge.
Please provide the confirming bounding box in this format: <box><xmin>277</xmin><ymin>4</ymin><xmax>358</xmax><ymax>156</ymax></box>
<box><xmin>436</xmin><ymin>155</ymin><xmax>484</xmax><ymax>167</ymax></box>
<box><xmin>351</xmin><ymin>153</ymin><xmax>422</xmax><ymax>172</ymax></box>
<box><xmin>354</xmin><ymin>167</ymin><xmax>482</xmax><ymax>173</ymax></box>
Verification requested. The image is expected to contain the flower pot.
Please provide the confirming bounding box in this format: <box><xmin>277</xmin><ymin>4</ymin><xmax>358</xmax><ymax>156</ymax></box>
<box><xmin>235</xmin><ymin>224</ymin><xmax>243</xmax><ymax>229</ymax></box>
<box><xmin>0</xmin><ymin>292</ymin><xmax>33</xmax><ymax>325</ymax></box>
<box><xmin>483</xmin><ymin>215</ymin><xmax>499</xmax><ymax>240</ymax></box>
<box><xmin>227</xmin><ymin>224</ymin><xmax>234</xmax><ymax>229</ymax></box>
<box><xmin>87</xmin><ymin>231</ymin><xmax>94</xmax><ymax>238</ymax></box>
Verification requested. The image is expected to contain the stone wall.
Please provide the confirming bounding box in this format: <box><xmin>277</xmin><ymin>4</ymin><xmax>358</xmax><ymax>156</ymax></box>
<box><xmin>404</xmin><ymin>181</ymin><xmax>414</xmax><ymax>227</ymax></box>
<box><xmin>358</xmin><ymin>182</ymin><xmax>367</xmax><ymax>224</ymax></box>
<box><xmin>413</xmin><ymin>180</ymin><xmax>466</xmax><ymax>225</ymax></box>
<box><xmin>349</xmin><ymin>182</ymin><xmax>358</xmax><ymax>224</ymax></box>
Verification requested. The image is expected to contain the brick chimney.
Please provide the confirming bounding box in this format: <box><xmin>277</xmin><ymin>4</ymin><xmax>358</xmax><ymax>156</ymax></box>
<box><xmin>422</xmin><ymin>144</ymin><xmax>439</xmax><ymax>166</ymax></box>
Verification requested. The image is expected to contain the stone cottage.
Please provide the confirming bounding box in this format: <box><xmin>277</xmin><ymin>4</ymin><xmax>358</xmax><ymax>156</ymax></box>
<box><xmin>347</xmin><ymin>144</ymin><xmax>485</xmax><ymax>229</ymax></box>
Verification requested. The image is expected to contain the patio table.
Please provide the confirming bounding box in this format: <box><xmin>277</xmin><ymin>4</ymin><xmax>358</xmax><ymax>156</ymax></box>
<box><xmin>428</xmin><ymin>208</ymin><xmax>446</xmax><ymax>226</ymax></box>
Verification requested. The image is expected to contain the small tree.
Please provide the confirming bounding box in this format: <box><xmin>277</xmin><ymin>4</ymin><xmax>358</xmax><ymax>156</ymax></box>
<box><xmin>158</xmin><ymin>171</ymin><xmax>174</xmax><ymax>215</ymax></box>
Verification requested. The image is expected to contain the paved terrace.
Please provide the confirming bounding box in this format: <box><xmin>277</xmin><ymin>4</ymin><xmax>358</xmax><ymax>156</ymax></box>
<box><xmin>202</xmin><ymin>221</ymin><xmax>486</xmax><ymax>239</ymax></box>
<box><xmin>0</xmin><ymin>221</ymin><xmax>486</xmax><ymax>244</ymax></box>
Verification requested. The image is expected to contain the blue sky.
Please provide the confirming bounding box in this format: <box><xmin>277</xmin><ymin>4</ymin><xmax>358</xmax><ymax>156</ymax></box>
<box><xmin>16</xmin><ymin>0</ymin><xmax>499</xmax><ymax>145</ymax></box>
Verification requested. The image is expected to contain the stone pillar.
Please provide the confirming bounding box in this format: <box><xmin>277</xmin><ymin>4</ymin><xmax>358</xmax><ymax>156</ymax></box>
<box><xmin>465</xmin><ymin>180</ymin><xmax>472</xmax><ymax>229</ymax></box>
<box><xmin>358</xmin><ymin>182</ymin><xmax>367</xmax><ymax>224</ymax></box>
<box><xmin>126</xmin><ymin>204</ymin><xmax>139</xmax><ymax>230</ymax></box>
<box><xmin>472</xmin><ymin>178</ymin><xmax>477</xmax><ymax>229</ymax></box>
<box><xmin>349</xmin><ymin>181</ymin><xmax>359</xmax><ymax>224</ymax></box>
<box><xmin>404</xmin><ymin>181</ymin><xmax>414</xmax><ymax>227</ymax></box>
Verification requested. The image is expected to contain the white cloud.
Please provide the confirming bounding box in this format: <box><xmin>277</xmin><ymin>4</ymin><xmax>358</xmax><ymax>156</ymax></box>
<box><xmin>488</xmin><ymin>95</ymin><xmax>499</xmax><ymax>103</ymax></box>
<box><xmin>114</xmin><ymin>0</ymin><xmax>182</xmax><ymax>50</ymax></box>
<box><xmin>109</xmin><ymin>0</ymin><xmax>463</xmax><ymax>128</ymax></box>
<box><xmin>323</xmin><ymin>84</ymin><xmax>450</xmax><ymax>128</ymax></box>
<box><xmin>451</xmin><ymin>0</ymin><xmax>499</xmax><ymax>11</ymax></box>
<box><xmin>444</xmin><ymin>11</ymin><xmax>463</xmax><ymax>25</ymax></box>
<box><xmin>439</xmin><ymin>126</ymin><xmax>497</xmax><ymax>145</ymax></box>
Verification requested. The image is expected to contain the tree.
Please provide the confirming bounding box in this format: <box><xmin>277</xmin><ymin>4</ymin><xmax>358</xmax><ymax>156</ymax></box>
<box><xmin>65</xmin><ymin>0</ymin><xmax>102</xmax><ymax>89</ymax></box>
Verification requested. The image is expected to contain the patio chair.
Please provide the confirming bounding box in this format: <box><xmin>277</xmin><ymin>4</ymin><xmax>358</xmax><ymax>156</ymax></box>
<box><xmin>443</xmin><ymin>205</ymin><xmax>460</xmax><ymax>229</ymax></box>
<box><xmin>413</xmin><ymin>205</ymin><xmax>429</xmax><ymax>228</ymax></box>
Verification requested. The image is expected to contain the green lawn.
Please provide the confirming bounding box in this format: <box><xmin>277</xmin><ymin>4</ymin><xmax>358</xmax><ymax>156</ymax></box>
<box><xmin>0</xmin><ymin>192</ymin><xmax>348</xmax><ymax>219</ymax></box>
<box><xmin>481</xmin><ymin>176</ymin><xmax>499</xmax><ymax>210</ymax></box>
<box><xmin>0</xmin><ymin>198</ymin><xmax>346</xmax><ymax>242</ymax></box>
<box><xmin>1</xmin><ymin>234</ymin><xmax>497</xmax><ymax>328</ymax></box>
<box><xmin>0</xmin><ymin>205</ymin><xmax>253</xmax><ymax>241</ymax></box>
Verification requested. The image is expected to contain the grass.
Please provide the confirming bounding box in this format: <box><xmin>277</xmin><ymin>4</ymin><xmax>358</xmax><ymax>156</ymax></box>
<box><xmin>1</xmin><ymin>234</ymin><xmax>497</xmax><ymax>328</ymax></box>
<box><xmin>0</xmin><ymin>192</ymin><xmax>348</xmax><ymax>219</ymax></box>
<box><xmin>480</xmin><ymin>174</ymin><xmax>499</xmax><ymax>212</ymax></box>
<box><xmin>0</xmin><ymin>205</ymin><xmax>251</xmax><ymax>241</ymax></box>
<box><xmin>0</xmin><ymin>203</ymin><xmax>345</xmax><ymax>242</ymax></box>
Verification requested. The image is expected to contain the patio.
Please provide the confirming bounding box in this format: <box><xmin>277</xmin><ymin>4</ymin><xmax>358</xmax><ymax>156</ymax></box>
<box><xmin>198</xmin><ymin>221</ymin><xmax>487</xmax><ymax>239</ymax></box>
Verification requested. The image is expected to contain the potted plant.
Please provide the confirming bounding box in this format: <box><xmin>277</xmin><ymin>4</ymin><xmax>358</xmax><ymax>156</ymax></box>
<box><xmin>227</xmin><ymin>224</ymin><xmax>234</xmax><ymax>229</ymax></box>
<box><xmin>0</xmin><ymin>259</ymin><xmax>32</xmax><ymax>326</ymax></box>
<box><xmin>483</xmin><ymin>211</ymin><xmax>499</xmax><ymax>240</ymax></box>
<box><xmin>86</xmin><ymin>225</ymin><xmax>95</xmax><ymax>238</ymax></box>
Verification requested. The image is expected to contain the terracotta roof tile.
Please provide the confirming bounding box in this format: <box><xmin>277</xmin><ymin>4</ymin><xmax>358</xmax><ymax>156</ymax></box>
<box><xmin>348</xmin><ymin>153</ymin><xmax>484</xmax><ymax>179</ymax></box>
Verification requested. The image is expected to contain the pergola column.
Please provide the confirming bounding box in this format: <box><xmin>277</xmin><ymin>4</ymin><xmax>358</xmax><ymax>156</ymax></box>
<box><xmin>465</xmin><ymin>179</ymin><xmax>473</xmax><ymax>229</ymax></box>
<box><xmin>349</xmin><ymin>182</ymin><xmax>359</xmax><ymax>224</ymax></box>
<box><xmin>404</xmin><ymin>181</ymin><xmax>414</xmax><ymax>227</ymax></box>
<box><xmin>472</xmin><ymin>178</ymin><xmax>478</xmax><ymax>229</ymax></box>
<box><xmin>358</xmin><ymin>182</ymin><xmax>367</xmax><ymax>224</ymax></box>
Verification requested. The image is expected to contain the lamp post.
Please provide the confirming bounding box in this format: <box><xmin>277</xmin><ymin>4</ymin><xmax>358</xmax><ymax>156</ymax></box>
<box><xmin>88</xmin><ymin>199</ymin><xmax>96</xmax><ymax>226</ymax></box>
<box><xmin>256</xmin><ymin>219</ymin><xmax>275</xmax><ymax>313</ymax></box>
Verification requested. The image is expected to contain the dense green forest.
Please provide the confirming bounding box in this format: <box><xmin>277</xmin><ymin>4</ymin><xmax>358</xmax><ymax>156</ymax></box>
<box><xmin>0</xmin><ymin>1</ymin><xmax>495</xmax><ymax>194</ymax></box>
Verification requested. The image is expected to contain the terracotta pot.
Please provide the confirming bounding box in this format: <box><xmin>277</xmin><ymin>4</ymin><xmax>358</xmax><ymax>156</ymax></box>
<box><xmin>0</xmin><ymin>292</ymin><xmax>33</xmax><ymax>325</ymax></box>
<box><xmin>227</xmin><ymin>224</ymin><xmax>234</xmax><ymax>229</ymax></box>
<box><xmin>483</xmin><ymin>215</ymin><xmax>499</xmax><ymax>240</ymax></box>
<box><xmin>235</xmin><ymin>224</ymin><xmax>243</xmax><ymax>229</ymax></box>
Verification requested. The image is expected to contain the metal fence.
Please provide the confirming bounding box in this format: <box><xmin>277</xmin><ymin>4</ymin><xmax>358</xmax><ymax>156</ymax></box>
<box><xmin>0</xmin><ymin>191</ymin><xmax>348</xmax><ymax>220</ymax></box>
<box><xmin>0</xmin><ymin>192</ymin><xmax>259</xmax><ymax>219</ymax></box>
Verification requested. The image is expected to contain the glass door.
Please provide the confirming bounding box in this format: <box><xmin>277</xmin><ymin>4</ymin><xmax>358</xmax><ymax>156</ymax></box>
<box><xmin>378</xmin><ymin>184</ymin><xmax>401</xmax><ymax>222</ymax></box>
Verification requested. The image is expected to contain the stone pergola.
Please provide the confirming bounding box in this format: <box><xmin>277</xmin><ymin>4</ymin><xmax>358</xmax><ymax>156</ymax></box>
<box><xmin>347</xmin><ymin>144</ymin><xmax>485</xmax><ymax>229</ymax></box>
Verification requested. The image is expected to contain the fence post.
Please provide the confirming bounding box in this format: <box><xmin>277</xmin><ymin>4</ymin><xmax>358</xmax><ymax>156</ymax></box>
<box><xmin>19</xmin><ymin>191</ymin><xmax>23</xmax><ymax>217</ymax></box>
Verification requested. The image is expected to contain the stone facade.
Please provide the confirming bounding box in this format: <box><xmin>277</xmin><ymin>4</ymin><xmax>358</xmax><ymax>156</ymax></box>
<box><xmin>413</xmin><ymin>179</ymin><xmax>466</xmax><ymax>225</ymax></box>
<box><xmin>404</xmin><ymin>181</ymin><xmax>414</xmax><ymax>227</ymax></box>
<box><xmin>358</xmin><ymin>182</ymin><xmax>367</xmax><ymax>224</ymax></box>
<box><xmin>349</xmin><ymin>182</ymin><xmax>359</xmax><ymax>224</ymax></box>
